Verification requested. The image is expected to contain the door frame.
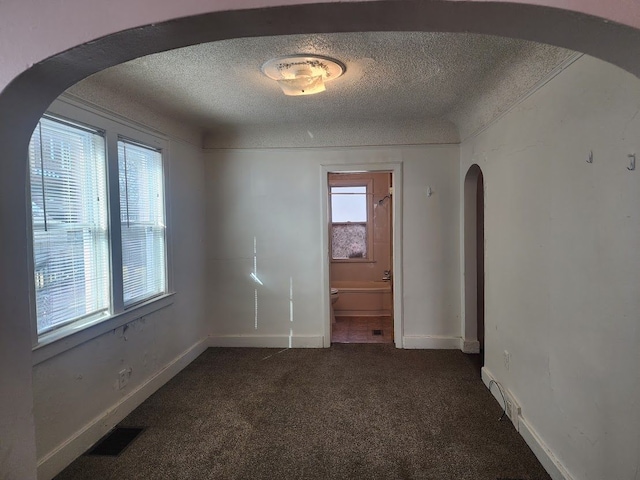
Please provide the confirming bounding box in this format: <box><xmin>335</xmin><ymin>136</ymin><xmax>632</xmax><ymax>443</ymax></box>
<box><xmin>320</xmin><ymin>162</ymin><xmax>403</xmax><ymax>348</ymax></box>
<box><xmin>462</xmin><ymin>164</ymin><xmax>484</xmax><ymax>353</ymax></box>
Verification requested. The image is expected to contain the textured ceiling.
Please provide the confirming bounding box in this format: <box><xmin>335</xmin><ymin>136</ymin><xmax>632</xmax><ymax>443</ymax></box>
<box><xmin>68</xmin><ymin>32</ymin><xmax>574</xmax><ymax>144</ymax></box>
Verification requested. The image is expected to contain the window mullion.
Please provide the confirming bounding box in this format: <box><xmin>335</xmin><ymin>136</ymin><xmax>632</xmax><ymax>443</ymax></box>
<box><xmin>106</xmin><ymin>131</ymin><xmax>124</xmax><ymax>314</ymax></box>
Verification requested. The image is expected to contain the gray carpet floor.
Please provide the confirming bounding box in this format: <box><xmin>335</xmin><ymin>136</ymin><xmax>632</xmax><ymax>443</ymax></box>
<box><xmin>56</xmin><ymin>345</ymin><xmax>550</xmax><ymax>480</ymax></box>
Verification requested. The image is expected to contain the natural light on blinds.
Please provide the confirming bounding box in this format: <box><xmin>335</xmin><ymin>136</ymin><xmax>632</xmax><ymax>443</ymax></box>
<box><xmin>118</xmin><ymin>140</ymin><xmax>166</xmax><ymax>306</ymax></box>
<box><xmin>29</xmin><ymin>117</ymin><xmax>110</xmax><ymax>334</ymax></box>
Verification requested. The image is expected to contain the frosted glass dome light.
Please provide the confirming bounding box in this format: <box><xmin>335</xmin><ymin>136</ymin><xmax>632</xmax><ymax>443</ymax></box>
<box><xmin>262</xmin><ymin>55</ymin><xmax>345</xmax><ymax>96</ymax></box>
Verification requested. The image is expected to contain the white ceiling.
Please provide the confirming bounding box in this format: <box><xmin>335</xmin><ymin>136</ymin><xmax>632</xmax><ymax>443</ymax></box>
<box><xmin>68</xmin><ymin>32</ymin><xmax>574</xmax><ymax>143</ymax></box>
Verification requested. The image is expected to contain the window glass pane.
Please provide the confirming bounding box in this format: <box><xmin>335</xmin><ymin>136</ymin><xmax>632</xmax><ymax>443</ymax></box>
<box><xmin>29</xmin><ymin>117</ymin><xmax>110</xmax><ymax>334</ymax></box>
<box><xmin>332</xmin><ymin>224</ymin><xmax>367</xmax><ymax>259</ymax></box>
<box><xmin>118</xmin><ymin>141</ymin><xmax>166</xmax><ymax>306</ymax></box>
<box><xmin>331</xmin><ymin>186</ymin><xmax>366</xmax><ymax>222</ymax></box>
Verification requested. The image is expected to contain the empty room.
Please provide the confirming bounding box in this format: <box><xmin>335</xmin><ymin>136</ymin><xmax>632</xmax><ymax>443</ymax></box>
<box><xmin>1</xmin><ymin>2</ymin><xmax>639</xmax><ymax>480</ymax></box>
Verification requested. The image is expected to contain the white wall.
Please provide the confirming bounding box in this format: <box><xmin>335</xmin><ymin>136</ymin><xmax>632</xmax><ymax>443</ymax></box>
<box><xmin>31</xmin><ymin>105</ymin><xmax>208</xmax><ymax>479</ymax></box>
<box><xmin>204</xmin><ymin>145</ymin><xmax>460</xmax><ymax>347</ymax></box>
<box><xmin>460</xmin><ymin>55</ymin><xmax>640</xmax><ymax>480</ymax></box>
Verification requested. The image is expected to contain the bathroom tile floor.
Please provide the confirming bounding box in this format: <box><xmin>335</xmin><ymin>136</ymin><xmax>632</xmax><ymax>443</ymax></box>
<box><xmin>331</xmin><ymin>315</ymin><xmax>393</xmax><ymax>343</ymax></box>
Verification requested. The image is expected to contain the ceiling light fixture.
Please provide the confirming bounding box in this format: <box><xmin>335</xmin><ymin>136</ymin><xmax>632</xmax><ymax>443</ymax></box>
<box><xmin>261</xmin><ymin>55</ymin><xmax>345</xmax><ymax>96</ymax></box>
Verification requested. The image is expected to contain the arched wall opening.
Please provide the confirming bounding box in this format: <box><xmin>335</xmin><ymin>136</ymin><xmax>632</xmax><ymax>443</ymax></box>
<box><xmin>3</xmin><ymin>1</ymin><xmax>640</xmax><ymax>478</ymax></box>
<box><xmin>462</xmin><ymin>165</ymin><xmax>484</xmax><ymax>360</ymax></box>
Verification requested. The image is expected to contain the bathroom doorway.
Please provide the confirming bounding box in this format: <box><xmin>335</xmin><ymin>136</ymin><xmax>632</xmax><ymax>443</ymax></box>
<box><xmin>328</xmin><ymin>171</ymin><xmax>394</xmax><ymax>344</ymax></box>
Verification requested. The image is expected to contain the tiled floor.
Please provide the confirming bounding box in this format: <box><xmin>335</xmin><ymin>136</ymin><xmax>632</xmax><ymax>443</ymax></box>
<box><xmin>331</xmin><ymin>315</ymin><xmax>394</xmax><ymax>343</ymax></box>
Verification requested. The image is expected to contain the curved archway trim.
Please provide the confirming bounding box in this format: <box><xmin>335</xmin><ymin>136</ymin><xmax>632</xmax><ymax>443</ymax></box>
<box><xmin>3</xmin><ymin>1</ymin><xmax>640</xmax><ymax>477</ymax></box>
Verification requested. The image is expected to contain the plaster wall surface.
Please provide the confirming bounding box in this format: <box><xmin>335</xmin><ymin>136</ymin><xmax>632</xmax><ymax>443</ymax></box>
<box><xmin>460</xmin><ymin>54</ymin><xmax>640</xmax><ymax>480</ymax></box>
<box><xmin>31</xmin><ymin>116</ymin><xmax>207</xmax><ymax>477</ymax></box>
<box><xmin>202</xmin><ymin>119</ymin><xmax>459</xmax><ymax>149</ymax></box>
<box><xmin>65</xmin><ymin>80</ymin><xmax>204</xmax><ymax>147</ymax></box>
<box><xmin>204</xmin><ymin>145</ymin><xmax>460</xmax><ymax>345</ymax></box>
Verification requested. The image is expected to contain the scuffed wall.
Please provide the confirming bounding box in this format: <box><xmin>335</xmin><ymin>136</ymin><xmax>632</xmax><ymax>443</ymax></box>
<box><xmin>460</xmin><ymin>55</ymin><xmax>640</xmax><ymax>479</ymax></box>
<box><xmin>31</xmin><ymin>102</ymin><xmax>207</xmax><ymax>477</ymax></box>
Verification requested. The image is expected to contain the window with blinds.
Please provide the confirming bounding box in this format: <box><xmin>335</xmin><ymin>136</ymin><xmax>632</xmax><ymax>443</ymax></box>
<box><xmin>118</xmin><ymin>140</ymin><xmax>166</xmax><ymax>306</ymax></box>
<box><xmin>29</xmin><ymin>117</ymin><xmax>110</xmax><ymax>334</ymax></box>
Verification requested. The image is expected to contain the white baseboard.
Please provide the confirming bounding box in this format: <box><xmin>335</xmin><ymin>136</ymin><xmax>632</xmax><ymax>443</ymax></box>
<box><xmin>520</xmin><ymin>417</ymin><xmax>575</xmax><ymax>480</ymax></box>
<box><xmin>37</xmin><ymin>337</ymin><xmax>209</xmax><ymax>480</ymax></box>
<box><xmin>208</xmin><ymin>334</ymin><xmax>324</xmax><ymax>348</ymax></box>
<box><xmin>402</xmin><ymin>335</ymin><xmax>461</xmax><ymax>349</ymax></box>
<box><xmin>460</xmin><ymin>338</ymin><xmax>480</xmax><ymax>353</ymax></box>
<box><xmin>481</xmin><ymin>367</ymin><xmax>573</xmax><ymax>480</ymax></box>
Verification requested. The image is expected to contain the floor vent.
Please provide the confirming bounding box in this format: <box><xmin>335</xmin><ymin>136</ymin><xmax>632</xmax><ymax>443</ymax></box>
<box><xmin>86</xmin><ymin>427</ymin><xmax>145</xmax><ymax>456</ymax></box>
<box><xmin>372</xmin><ymin>329</ymin><xmax>383</xmax><ymax>336</ymax></box>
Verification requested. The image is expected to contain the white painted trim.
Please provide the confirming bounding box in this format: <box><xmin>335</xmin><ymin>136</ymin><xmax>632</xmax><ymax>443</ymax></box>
<box><xmin>461</xmin><ymin>338</ymin><xmax>480</xmax><ymax>353</ymax></box>
<box><xmin>481</xmin><ymin>367</ymin><xmax>574</xmax><ymax>480</ymax></box>
<box><xmin>320</xmin><ymin>162</ymin><xmax>404</xmax><ymax>348</ymax></box>
<box><xmin>402</xmin><ymin>335</ymin><xmax>460</xmax><ymax>349</ymax></box>
<box><xmin>203</xmin><ymin>143</ymin><xmax>460</xmax><ymax>151</ymax></box>
<box><xmin>36</xmin><ymin>337</ymin><xmax>208</xmax><ymax>480</ymax></box>
<box><xmin>33</xmin><ymin>293</ymin><xmax>175</xmax><ymax>366</ymax></box>
<box><xmin>208</xmin><ymin>335</ymin><xmax>324</xmax><ymax>348</ymax></box>
<box><xmin>59</xmin><ymin>93</ymin><xmax>200</xmax><ymax>149</ymax></box>
<box><xmin>332</xmin><ymin>310</ymin><xmax>392</xmax><ymax>317</ymax></box>
<box><xmin>520</xmin><ymin>418</ymin><xmax>575</xmax><ymax>480</ymax></box>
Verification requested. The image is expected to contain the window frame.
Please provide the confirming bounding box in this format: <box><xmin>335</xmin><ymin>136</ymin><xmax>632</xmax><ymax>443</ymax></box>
<box><xmin>117</xmin><ymin>137</ymin><xmax>168</xmax><ymax>308</ymax></box>
<box><xmin>29</xmin><ymin>96</ymin><xmax>174</xmax><ymax>361</ymax></box>
<box><xmin>329</xmin><ymin>178</ymin><xmax>374</xmax><ymax>263</ymax></box>
<box><xmin>28</xmin><ymin>115</ymin><xmax>112</xmax><ymax>335</ymax></box>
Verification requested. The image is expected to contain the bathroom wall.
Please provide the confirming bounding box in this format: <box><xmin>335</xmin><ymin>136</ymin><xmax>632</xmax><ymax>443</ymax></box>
<box><xmin>329</xmin><ymin>172</ymin><xmax>392</xmax><ymax>284</ymax></box>
<box><xmin>460</xmin><ymin>54</ymin><xmax>640</xmax><ymax>480</ymax></box>
<box><xmin>204</xmin><ymin>145</ymin><xmax>461</xmax><ymax>348</ymax></box>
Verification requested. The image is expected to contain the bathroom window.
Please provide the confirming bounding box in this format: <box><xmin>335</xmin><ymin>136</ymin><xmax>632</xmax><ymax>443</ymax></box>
<box><xmin>330</xmin><ymin>181</ymin><xmax>373</xmax><ymax>260</ymax></box>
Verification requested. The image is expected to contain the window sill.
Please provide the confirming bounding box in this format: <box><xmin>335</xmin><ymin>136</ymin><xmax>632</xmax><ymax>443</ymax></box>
<box><xmin>32</xmin><ymin>292</ymin><xmax>175</xmax><ymax>366</ymax></box>
<box><xmin>331</xmin><ymin>258</ymin><xmax>376</xmax><ymax>264</ymax></box>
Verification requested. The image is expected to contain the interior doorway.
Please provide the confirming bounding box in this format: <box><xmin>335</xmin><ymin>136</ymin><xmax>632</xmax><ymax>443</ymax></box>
<box><xmin>464</xmin><ymin>165</ymin><xmax>485</xmax><ymax>365</ymax></box>
<box><xmin>328</xmin><ymin>171</ymin><xmax>393</xmax><ymax>344</ymax></box>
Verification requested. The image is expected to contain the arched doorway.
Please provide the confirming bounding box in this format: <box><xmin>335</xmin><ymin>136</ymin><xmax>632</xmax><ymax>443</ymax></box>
<box><xmin>4</xmin><ymin>1</ymin><xmax>640</xmax><ymax>477</ymax></box>
<box><xmin>463</xmin><ymin>165</ymin><xmax>484</xmax><ymax>367</ymax></box>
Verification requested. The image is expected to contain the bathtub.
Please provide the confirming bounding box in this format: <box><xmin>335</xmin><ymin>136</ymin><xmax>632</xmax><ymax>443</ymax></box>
<box><xmin>331</xmin><ymin>281</ymin><xmax>392</xmax><ymax>316</ymax></box>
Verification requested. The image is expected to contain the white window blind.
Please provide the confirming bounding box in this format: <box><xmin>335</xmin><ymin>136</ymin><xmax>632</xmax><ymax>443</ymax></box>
<box><xmin>29</xmin><ymin>117</ymin><xmax>110</xmax><ymax>334</ymax></box>
<box><xmin>118</xmin><ymin>140</ymin><xmax>166</xmax><ymax>306</ymax></box>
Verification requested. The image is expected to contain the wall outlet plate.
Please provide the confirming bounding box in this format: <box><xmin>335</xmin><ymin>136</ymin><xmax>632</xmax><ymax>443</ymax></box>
<box><xmin>504</xmin><ymin>390</ymin><xmax>521</xmax><ymax>431</ymax></box>
<box><xmin>118</xmin><ymin>367</ymin><xmax>132</xmax><ymax>390</ymax></box>
<box><xmin>503</xmin><ymin>350</ymin><xmax>510</xmax><ymax>371</ymax></box>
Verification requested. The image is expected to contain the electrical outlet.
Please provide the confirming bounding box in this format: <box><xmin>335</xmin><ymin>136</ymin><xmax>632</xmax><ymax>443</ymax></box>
<box><xmin>505</xmin><ymin>399</ymin><xmax>514</xmax><ymax>420</ymax></box>
<box><xmin>503</xmin><ymin>350</ymin><xmax>510</xmax><ymax>371</ymax></box>
<box><xmin>118</xmin><ymin>367</ymin><xmax>132</xmax><ymax>390</ymax></box>
<box><xmin>503</xmin><ymin>390</ymin><xmax>521</xmax><ymax>430</ymax></box>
